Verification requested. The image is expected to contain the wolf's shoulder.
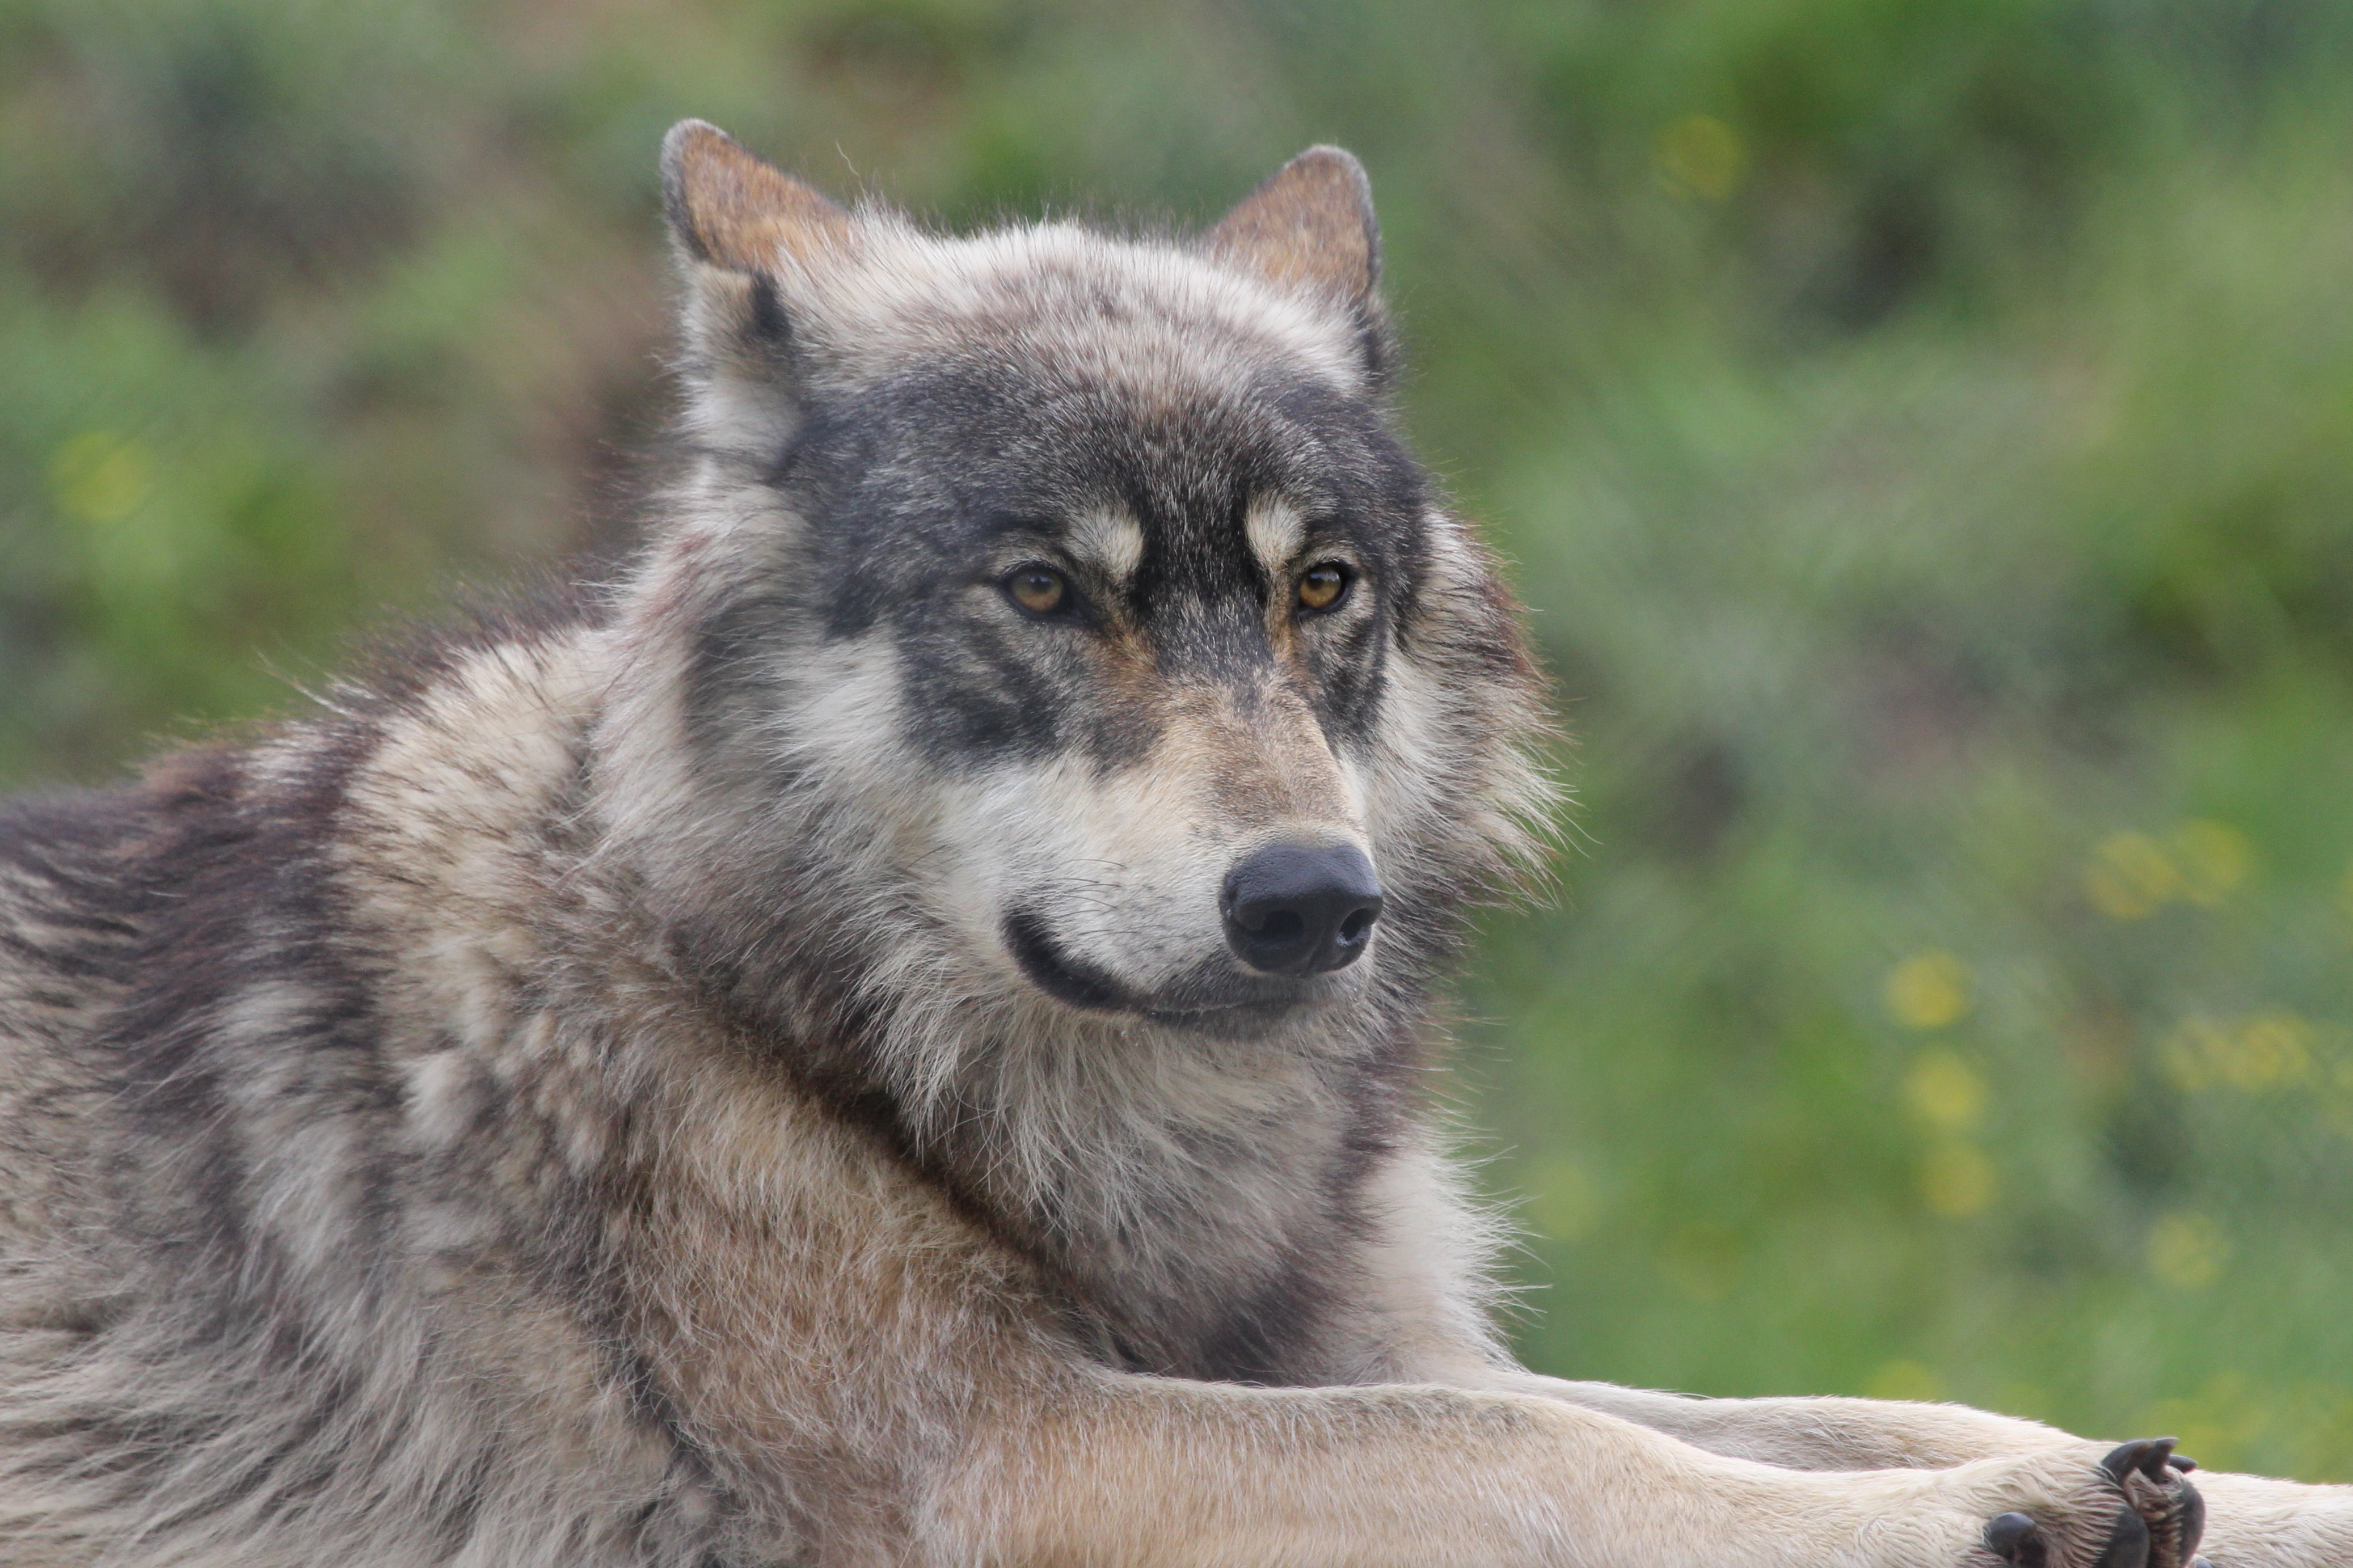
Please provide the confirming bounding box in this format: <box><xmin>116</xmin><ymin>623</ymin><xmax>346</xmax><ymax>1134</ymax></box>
<box><xmin>0</xmin><ymin>569</ymin><xmax>609</xmax><ymax>1067</ymax></box>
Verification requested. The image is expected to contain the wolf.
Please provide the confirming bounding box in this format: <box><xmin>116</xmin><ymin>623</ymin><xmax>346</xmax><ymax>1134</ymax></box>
<box><xmin>0</xmin><ymin>119</ymin><xmax>2345</xmax><ymax>1568</ymax></box>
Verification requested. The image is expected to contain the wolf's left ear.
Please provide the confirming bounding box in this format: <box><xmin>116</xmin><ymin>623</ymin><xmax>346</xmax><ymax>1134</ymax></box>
<box><xmin>1208</xmin><ymin>146</ymin><xmax>1389</xmax><ymax>384</ymax></box>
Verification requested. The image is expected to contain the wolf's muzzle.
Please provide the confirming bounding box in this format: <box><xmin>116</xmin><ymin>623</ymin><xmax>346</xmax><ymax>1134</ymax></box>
<box><xmin>1221</xmin><ymin>843</ymin><xmax>1383</xmax><ymax>977</ymax></box>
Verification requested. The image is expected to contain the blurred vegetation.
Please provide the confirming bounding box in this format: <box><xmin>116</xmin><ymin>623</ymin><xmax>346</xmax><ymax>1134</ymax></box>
<box><xmin>6</xmin><ymin>0</ymin><xmax>2353</xmax><ymax>1481</ymax></box>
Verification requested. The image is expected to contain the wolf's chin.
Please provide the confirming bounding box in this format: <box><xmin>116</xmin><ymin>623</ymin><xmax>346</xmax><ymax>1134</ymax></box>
<box><xmin>1000</xmin><ymin>908</ymin><xmax>1346</xmax><ymax>1032</ymax></box>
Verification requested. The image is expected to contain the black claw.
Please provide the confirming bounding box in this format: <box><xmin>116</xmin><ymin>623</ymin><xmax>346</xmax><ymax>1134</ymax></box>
<box><xmin>2102</xmin><ymin>1438</ymin><xmax>2179</xmax><ymax>1485</ymax></box>
<box><xmin>1987</xmin><ymin>1511</ymin><xmax>2045</xmax><ymax>1566</ymax></box>
<box><xmin>2092</xmin><ymin>1500</ymin><xmax>2153</xmax><ymax>1568</ymax></box>
<box><xmin>2170</xmin><ymin>1456</ymin><xmax>2197</xmax><ymax>1474</ymax></box>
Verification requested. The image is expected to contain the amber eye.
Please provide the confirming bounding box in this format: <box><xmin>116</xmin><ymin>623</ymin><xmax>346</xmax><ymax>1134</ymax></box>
<box><xmin>1004</xmin><ymin>564</ymin><xmax>1069</xmax><ymax>617</ymax></box>
<box><xmin>1297</xmin><ymin>561</ymin><xmax>1352</xmax><ymax>613</ymax></box>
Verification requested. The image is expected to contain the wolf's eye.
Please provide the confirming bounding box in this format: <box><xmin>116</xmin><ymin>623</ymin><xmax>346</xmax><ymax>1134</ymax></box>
<box><xmin>1004</xmin><ymin>565</ymin><xmax>1069</xmax><ymax>618</ymax></box>
<box><xmin>1297</xmin><ymin>561</ymin><xmax>1352</xmax><ymax>613</ymax></box>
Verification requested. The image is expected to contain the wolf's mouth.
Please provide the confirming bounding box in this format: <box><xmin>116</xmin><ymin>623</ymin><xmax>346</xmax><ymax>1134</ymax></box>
<box><xmin>1001</xmin><ymin>909</ymin><xmax>1315</xmax><ymax>1028</ymax></box>
<box><xmin>1003</xmin><ymin>908</ymin><xmax>1132</xmax><ymax>1012</ymax></box>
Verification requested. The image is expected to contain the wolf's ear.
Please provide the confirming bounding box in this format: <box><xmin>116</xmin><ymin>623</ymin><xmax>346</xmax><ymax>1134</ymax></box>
<box><xmin>661</xmin><ymin>122</ymin><xmax>849</xmax><ymax>444</ymax></box>
<box><xmin>661</xmin><ymin>120</ymin><xmax>850</xmax><ymax>276</ymax></box>
<box><xmin>1208</xmin><ymin>146</ymin><xmax>1380</xmax><ymax>307</ymax></box>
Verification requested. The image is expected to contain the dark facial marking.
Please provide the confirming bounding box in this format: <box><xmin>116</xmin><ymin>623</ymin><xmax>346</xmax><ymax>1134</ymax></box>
<box><xmin>732</xmin><ymin>338</ymin><xmax>1435</xmax><ymax>784</ymax></box>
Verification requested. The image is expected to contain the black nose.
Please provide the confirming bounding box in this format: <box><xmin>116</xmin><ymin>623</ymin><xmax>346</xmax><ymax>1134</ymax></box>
<box><xmin>1221</xmin><ymin>843</ymin><xmax>1384</xmax><ymax>977</ymax></box>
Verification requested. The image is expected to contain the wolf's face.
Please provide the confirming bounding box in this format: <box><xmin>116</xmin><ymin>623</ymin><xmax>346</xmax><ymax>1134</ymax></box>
<box><xmin>610</xmin><ymin>126</ymin><xmax>1547</xmax><ymax>1047</ymax></box>
<box><xmin>770</xmin><ymin>319</ymin><xmax>1428</xmax><ymax>1028</ymax></box>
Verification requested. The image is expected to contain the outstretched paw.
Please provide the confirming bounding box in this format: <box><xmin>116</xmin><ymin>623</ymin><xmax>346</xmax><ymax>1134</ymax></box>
<box><xmin>1981</xmin><ymin>1440</ymin><xmax>2204</xmax><ymax>1568</ymax></box>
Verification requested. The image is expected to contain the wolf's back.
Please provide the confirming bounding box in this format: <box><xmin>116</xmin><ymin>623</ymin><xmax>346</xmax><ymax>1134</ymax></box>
<box><xmin>0</xmin><ymin>650</ymin><xmax>680</xmax><ymax>1568</ymax></box>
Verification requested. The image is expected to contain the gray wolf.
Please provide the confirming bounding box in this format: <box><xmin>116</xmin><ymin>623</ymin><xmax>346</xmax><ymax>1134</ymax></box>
<box><xmin>0</xmin><ymin>120</ymin><xmax>2343</xmax><ymax>1568</ymax></box>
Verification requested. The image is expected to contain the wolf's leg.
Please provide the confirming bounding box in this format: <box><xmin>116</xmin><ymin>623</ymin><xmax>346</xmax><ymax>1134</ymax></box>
<box><xmin>1506</xmin><ymin>1379</ymin><xmax>2353</xmax><ymax>1561</ymax></box>
<box><xmin>1507</xmin><ymin>1379</ymin><xmax>2353</xmax><ymax>1567</ymax></box>
<box><xmin>1357</xmin><ymin>1144</ymin><xmax>2133</xmax><ymax>1474</ymax></box>
<box><xmin>920</xmin><ymin>1373</ymin><xmax>2205</xmax><ymax>1568</ymax></box>
<box><xmin>626</xmin><ymin>1102</ymin><xmax>2198</xmax><ymax>1568</ymax></box>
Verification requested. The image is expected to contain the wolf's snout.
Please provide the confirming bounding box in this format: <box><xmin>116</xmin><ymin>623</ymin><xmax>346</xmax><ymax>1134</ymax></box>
<box><xmin>1221</xmin><ymin>843</ymin><xmax>1384</xmax><ymax>977</ymax></box>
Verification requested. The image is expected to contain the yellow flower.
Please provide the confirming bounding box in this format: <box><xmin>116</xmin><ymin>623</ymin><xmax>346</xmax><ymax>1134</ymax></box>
<box><xmin>1904</xmin><ymin>1047</ymin><xmax>1987</xmax><ymax>1132</ymax></box>
<box><xmin>2170</xmin><ymin>820</ymin><xmax>2254</xmax><ymax>907</ymax></box>
<box><xmin>1655</xmin><ymin>115</ymin><xmax>1745</xmax><ymax>201</ymax></box>
<box><xmin>1886</xmin><ymin>950</ymin><xmax>1972</xmax><ymax>1030</ymax></box>
<box><xmin>49</xmin><ymin>431</ymin><xmax>154</xmax><ymax>523</ymax></box>
<box><xmin>2086</xmin><ymin>831</ymin><xmax>2181</xmax><ymax>919</ymax></box>
<box><xmin>2162</xmin><ymin>1012</ymin><xmax>2313</xmax><ymax>1093</ymax></box>
<box><xmin>1920</xmin><ymin>1141</ymin><xmax>1995</xmax><ymax>1218</ymax></box>
<box><xmin>2147</xmin><ymin>1212</ymin><xmax>2228</xmax><ymax>1289</ymax></box>
<box><xmin>2225</xmin><ymin>1011</ymin><xmax>2313</xmax><ymax>1090</ymax></box>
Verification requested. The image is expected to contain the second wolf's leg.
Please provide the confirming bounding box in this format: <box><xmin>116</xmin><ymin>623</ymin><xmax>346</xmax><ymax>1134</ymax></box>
<box><xmin>1498</xmin><ymin>1373</ymin><xmax>2082</xmax><ymax>1470</ymax></box>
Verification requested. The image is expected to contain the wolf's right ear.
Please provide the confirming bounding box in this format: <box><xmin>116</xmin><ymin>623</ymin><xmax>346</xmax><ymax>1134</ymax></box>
<box><xmin>661</xmin><ymin>120</ymin><xmax>850</xmax><ymax>277</ymax></box>
<box><xmin>661</xmin><ymin>122</ymin><xmax>851</xmax><ymax>438</ymax></box>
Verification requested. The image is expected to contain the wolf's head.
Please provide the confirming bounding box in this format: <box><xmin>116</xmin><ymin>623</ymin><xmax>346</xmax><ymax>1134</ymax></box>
<box><xmin>597</xmin><ymin>124</ymin><xmax>1550</xmax><ymax>1092</ymax></box>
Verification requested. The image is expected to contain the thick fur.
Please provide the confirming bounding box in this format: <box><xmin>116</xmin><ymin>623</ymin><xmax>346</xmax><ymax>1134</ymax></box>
<box><xmin>0</xmin><ymin>123</ymin><xmax>2344</xmax><ymax>1568</ymax></box>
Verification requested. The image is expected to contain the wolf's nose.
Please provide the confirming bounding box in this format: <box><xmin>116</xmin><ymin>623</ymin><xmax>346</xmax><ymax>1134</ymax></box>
<box><xmin>1221</xmin><ymin>843</ymin><xmax>1384</xmax><ymax>977</ymax></box>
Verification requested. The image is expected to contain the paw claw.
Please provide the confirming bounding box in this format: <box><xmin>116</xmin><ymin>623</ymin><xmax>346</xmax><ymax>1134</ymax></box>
<box><xmin>1976</xmin><ymin>1442</ymin><xmax>2203</xmax><ymax>1568</ymax></box>
<box><xmin>2095</xmin><ymin>1437</ymin><xmax>2204</xmax><ymax>1568</ymax></box>
<box><xmin>2102</xmin><ymin>1438</ymin><xmax>2179</xmax><ymax>1486</ymax></box>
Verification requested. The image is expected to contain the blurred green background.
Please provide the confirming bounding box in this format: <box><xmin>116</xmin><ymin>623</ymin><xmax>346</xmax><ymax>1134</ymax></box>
<box><xmin>6</xmin><ymin>0</ymin><xmax>2353</xmax><ymax>1480</ymax></box>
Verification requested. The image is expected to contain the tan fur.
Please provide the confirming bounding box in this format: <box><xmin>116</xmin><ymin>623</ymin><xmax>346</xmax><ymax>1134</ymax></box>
<box><xmin>665</xmin><ymin>120</ymin><xmax>853</xmax><ymax>273</ymax></box>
